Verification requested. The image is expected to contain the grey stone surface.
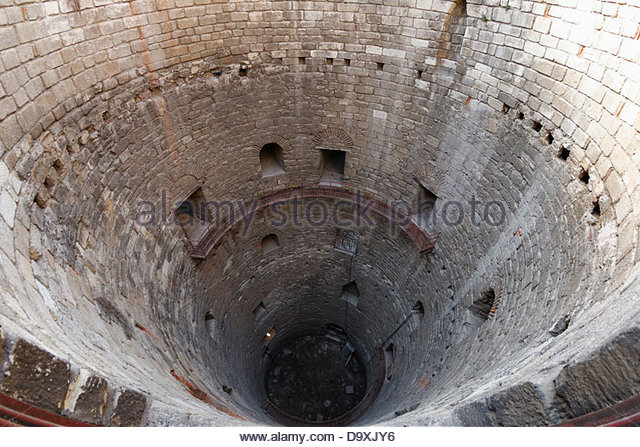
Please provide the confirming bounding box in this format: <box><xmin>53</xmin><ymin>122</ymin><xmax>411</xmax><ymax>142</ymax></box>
<box><xmin>0</xmin><ymin>0</ymin><xmax>638</xmax><ymax>427</ymax></box>
<box><xmin>555</xmin><ymin>328</ymin><xmax>640</xmax><ymax>419</ymax></box>
<box><xmin>455</xmin><ymin>383</ymin><xmax>550</xmax><ymax>427</ymax></box>
<box><xmin>488</xmin><ymin>383</ymin><xmax>550</xmax><ymax>427</ymax></box>
<box><xmin>73</xmin><ymin>375</ymin><xmax>109</xmax><ymax>425</ymax></box>
<box><xmin>455</xmin><ymin>400</ymin><xmax>496</xmax><ymax>427</ymax></box>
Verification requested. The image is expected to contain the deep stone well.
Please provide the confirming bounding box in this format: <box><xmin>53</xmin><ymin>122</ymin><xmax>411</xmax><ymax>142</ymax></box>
<box><xmin>0</xmin><ymin>0</ymin><xmax>639</xmax><ymax>426</ymax></box>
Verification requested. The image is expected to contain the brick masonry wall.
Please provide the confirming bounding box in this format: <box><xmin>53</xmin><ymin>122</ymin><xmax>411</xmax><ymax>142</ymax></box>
<box><xmin>0</xmin><ymin>0</ymin><xmax>638</xmax><ymax>426</ymax></box>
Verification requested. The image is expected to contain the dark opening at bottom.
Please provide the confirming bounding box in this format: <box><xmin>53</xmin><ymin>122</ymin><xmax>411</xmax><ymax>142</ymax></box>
<box><xmin>265</xmin><ymin>333</ymin><xmax>367</xmax><ymax>423</ymax></box>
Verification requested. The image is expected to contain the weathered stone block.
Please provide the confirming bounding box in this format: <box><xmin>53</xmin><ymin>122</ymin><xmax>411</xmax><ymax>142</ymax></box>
<box><xmin>455</xmin><ymin>400</ymin><xmax>496</xmax><ymax>427</ymax></box>
<box><xmin>111</xmin><ymin>390</ymin><xmax>147</xmax><ymax>427</ymax></box>
<box><xmin>456</xmin><ymin>383</ymin><xmax>550</xmax><ymax>427</ymax></box>
<box><xmin>73</xmin><ymin>376</ymin><xmax>109</xmax><ymax>425</ymax></box>
<box><xmin>0</xmin><ymin>328</ymin><xmax>6</xmax><ymax>361</ymax></box>
<box><xmin>488</xmin><ymin>383</ymin><xmax>550</xmax><ymax>427</ymax></box>
<box><xmin>555</xmin><ymin>328</ymin><xmax>640</xmax><ymax>419</ymax></box>
<box><xmin>1</xmin><ymin>339</ymin><xmax>71</xmax><ymax>413</ymax></box>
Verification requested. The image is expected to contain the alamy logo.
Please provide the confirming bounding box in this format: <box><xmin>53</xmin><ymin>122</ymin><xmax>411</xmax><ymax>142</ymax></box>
<box><xmin>134</xmin><ymin>187</ymin><xmax>506</xmax><ymax>238</ymax></box>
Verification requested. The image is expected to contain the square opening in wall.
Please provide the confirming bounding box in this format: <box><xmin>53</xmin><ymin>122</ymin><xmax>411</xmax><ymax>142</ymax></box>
<box><xmin>319</xmin><ymin>149</ymin><xmax>346</xmax><ymax>185</ymax></box>
<box><xmin>545</xmin><ymin>132</ymin><xmax>554</xmax><ymax>145</ymax></box>
<box><xmin>261</xmin><ymin>234</ymin><xmax>280</xmax><ymax>253</ymax></box>
<box><xmin>175</xmin><ymin>187</ymin><xmax>209</xmax><ymax>245</ymax></box>
<box><xmin>469</xmin><ymin>289</ymin><xmax>496</xmax><ymax>321</ymax></box>
<box><xmin>462</xmin><ymin>289</ymin><xmax>497</xmax><ymax>337</ymax></box>
<box><xmin>412</xmin><ymin>301</ymin><xmax>424</xmax><ymax>317</ymax></box>
<box><xmin>341</xmin><ymin>282</ymin><xmax>360</xmax><ymax>307</ymax></box>
<box><xmin>592</xmin><ymin>199</ymin><xmax>601</xmax><ymax>217</ymax></box>
<box><xmin>532</xmin><ymin>121</ymin><xmax>543</xmax><ymax>132</ymax></box>
<box><xmin>260</xmin><ymin>143</ymin><xmax>285</xmax><ymax>177</ymax></box>
<box><xmin>384</xmin><ymin>343</ymin><xmax>395</xmax><ymax>381</ymax></box>
<box><xmin>413</xmin><ymin>184</ymin><xmax>438</xmax><ymax>228</ymax></box>
<box><xmin>335</xmin><ymin>230</ymin><xmax>358</xmax><ymax>255</ymax></box>
<box><xmin>205</xmin><ymin>311</ymin><xmax>216</xmax><ymax>338</ymax></box>
<box><xmin>580</xmin><ymin>169</ymin><xmax>590</xmax><ymax>184</ymax></box>
<box><xmin>253</xmin><ymin>301</ymin><xmax>267</xmax><ymax>319</ymax></box>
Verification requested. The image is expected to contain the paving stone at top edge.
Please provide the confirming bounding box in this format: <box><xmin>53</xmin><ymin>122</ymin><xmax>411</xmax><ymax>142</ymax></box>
<box><xmin>555</xmin><ymin>328</ymin><xmax>640</xmax><ymax>419</ymax></box>
<box><xmin>454</xmin><ymin>400</ymin><xmax>497</xmax><ymax>427</ymax></box>
<box><xmin>110</xmin><ymin>389</ymin><xmax>147</xmax><ymax>426</ymax></box>
<box><xmin>488</xmin><ymin>382</ymin><xmax>550</xmax><ymax>427</ymax></box>
<box><xmin>73</xmin><ymin>375</ymin><xmax>109</xmax><ymax>425</ymax></box>
<box><xmin>0</xmin><ymin>339</ymin><xmax>71</xmax><ymax>413</ymax></box>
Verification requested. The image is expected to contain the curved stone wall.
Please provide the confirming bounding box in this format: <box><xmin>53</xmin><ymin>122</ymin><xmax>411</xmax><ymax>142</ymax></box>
<box><xmin>0</xmin><ymin>0</ymin><xmax>639</xmax><ymax>426</ymax></box>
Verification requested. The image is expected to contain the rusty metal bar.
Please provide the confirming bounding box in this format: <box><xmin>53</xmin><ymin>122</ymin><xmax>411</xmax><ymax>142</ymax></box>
<box><xmin>0</xmin><ymin>393</ymin><xmax>97</xmax><ymax>427</ymax></box>
<box><xmin>557</xmin><ymin>393</ymin><xmax>640</xmax><ymax>427</ymax></box>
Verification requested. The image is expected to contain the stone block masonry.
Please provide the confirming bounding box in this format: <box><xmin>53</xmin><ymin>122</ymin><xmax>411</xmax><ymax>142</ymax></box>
<box><xmin>1</xmin><ymin>339</ymin><xmax>71</xmax><ymax>413</ymax></box>
<box><xmin>0</xmin><ymin>0</ymin><xmax>639</xmax><ymax>427</ymax></box>
<box><xmin>0</xmin><ymin>336</ymin><xmax>148</xmax><ymax>426</ymax></box>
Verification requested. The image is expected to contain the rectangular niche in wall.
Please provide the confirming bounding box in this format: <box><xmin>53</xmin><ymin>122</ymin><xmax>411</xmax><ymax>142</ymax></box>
<box><xmin>319</xmin><ymin>149</ymin><xmax>346</xmax><ymax>185</ymax></box>
<box><xmin>260</xmin><ymin>143</ymin><xmax>285</xmax><ymax>178</ymax></box>
<box><xmin>175</xmin><ymin>188</ymin><xmax>208</xmax><ymax>245</ymax></box>
<box><xmin>205</xmin><ymin>311</ymin><xmax>216</xmax><ymax>338</ymax></box>
<box><xmin>413</xmin><ymin>184</ymin><xmax>438</xmax><ymax>228</ymax></box>
<box><xmin>462</xmin><ymin>289</ymin><xmax>498</xmax><ymax>337</ymax></box>
<box><xmin>469</xmin><ymin>289</ymin><xmax>496</xmax><ymax>321</ymax></box>
<box><xmin>384</xmin><ymin>343</ymin><xmax>395</xmax><ymax>381</ymax></box>
<box><xmin>334</xmin><ymin>230</ymin><xmax>358</xmax><ymax>255</ymax></box>
<box><xmin>412</xmin><ymin>301</ymin><xmax>424</xmax><ymax>318</ymax></box>
<box><xmin>261</xmin><ymin>234</ymin><xmax>280</xmax><ymax>254</ymax></box>
<box><xmin>252</xmin><ymin>301</ymin><xmax>267</xmax><ymax>319</ymax></box>
<box><xmin>341</xmin><ymin>282</ymin><xmax>360</xmax><ymax>307</ymax></box>
<box><xmin>175</xmin><ymin>187</ymin><xmax>209</xmax><ymax>245</ymax></box>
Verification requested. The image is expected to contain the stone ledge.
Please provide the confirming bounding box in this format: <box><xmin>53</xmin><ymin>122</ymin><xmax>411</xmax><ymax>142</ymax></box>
<box><xmin>72</xmin><ymin>375</ymin><xmax>110</xmax><ymax>425</ymax></box>
<box><xmin>0</xmin><ymin>339</ymin><xmax>71</xmax><ymax>413</ymax></box>
<box><xmin>0</xmin><ymin>336</ymin><xmax>151</xmax><ymax>426</ymax></box>
<box><xmin>111</xmin><ymin>389</ymin><xmax>148</xmax><ymax>427</ymax></box>
<box><xmin>455</xmin><ymin>382</ymin><xmax>550</xmax><ymax>427</ymax></box>
<box><xmin>555</xmin><ymin>327</ymin><xmax>640</xmax><ymax>420</ymax></box>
